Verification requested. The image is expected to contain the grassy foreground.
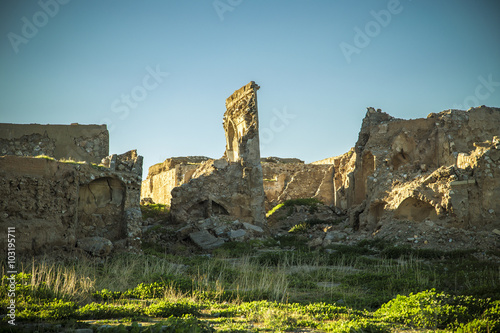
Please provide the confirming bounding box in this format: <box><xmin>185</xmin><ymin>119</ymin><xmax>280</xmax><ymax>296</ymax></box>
<box><xmin>1</xmin><ymin>237</ymin><xmax>499</xmax><ymax>332</ymax></box>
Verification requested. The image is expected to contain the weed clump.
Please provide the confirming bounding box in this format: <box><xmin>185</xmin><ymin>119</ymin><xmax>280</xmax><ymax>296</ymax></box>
<box><xmin>141</xmin><ymin>203</ymin><xmax>169</xmax><ymax>221</ymax></box>
<box><xmin>375</xmin><ymin>289</ymin><xmax>498</xmax><ymax>330</ymax></box>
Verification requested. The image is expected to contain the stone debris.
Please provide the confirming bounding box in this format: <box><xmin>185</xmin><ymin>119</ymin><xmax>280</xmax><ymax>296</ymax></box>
<box><xmin>189</xmin><ymin>230</ymin><xmax>225</xmax><ymax>250</ymax></box>
<box><xmin>181</xmin><ymin>216</ymin><xmax>265</xmax><ymax>250</ymax></box>
<box><xmin>77</xmin><ymin>236</ymin><xmax>113</xmax><ymax>256</ymax></box>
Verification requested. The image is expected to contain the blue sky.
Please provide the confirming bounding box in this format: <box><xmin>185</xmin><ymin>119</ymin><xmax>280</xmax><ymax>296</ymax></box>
<box><xmin>1</xmin><ymin>0</ymin><xmax>499</xmax><ymax>178</ymax></box>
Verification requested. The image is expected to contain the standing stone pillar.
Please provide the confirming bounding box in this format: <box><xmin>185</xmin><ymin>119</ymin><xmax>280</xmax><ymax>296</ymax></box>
<box><xmin>223</xmin><ymin>81</ymin><xmax>266</xmax><ymax>225</ymax></box>
<box><xmin>170</xmin><ymin>82</ymin><xmax>266</xmax><ymax>226</ymax></box>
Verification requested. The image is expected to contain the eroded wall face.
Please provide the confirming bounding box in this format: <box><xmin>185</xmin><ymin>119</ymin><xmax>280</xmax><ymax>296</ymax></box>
<box><xmin>170</xmin><ymin>82</ymin><xmax>266</xmax><ymax>226</ymax></box>
<box><xmin>78</xmin><ymin>177</ymin><xmax>126</xmax><ymax>241</ymax></box>
<box><xmin>346</xmin><ymin>106</ymin><xmax>500</xmax><ymax>232</ymax></box>
<box><xmin>262</xmin><ymin>161</ymin><xmax>334</xmax><ymax>211</ymax></box>
<box><xmin>0</xmin><ymin>123</ymin><xmax>109</xmax><ymax>164</ymax></box>
<box><xmin>0</xmin><ymin>148</ymin><xmax>143</xmax><ymax>256</ymax></box>
<box><xmin>141</xmin><ymin>159</ymin><xmax>206</xmax><ymax>207</ymax></box>
<box><xmin>0</xmin><ymin>157</ymin><xmax>79</xmax><ymax>253</ymax></box>
<box><xmin>223</xmin><ymin>82</ymin><xmax>261</xmax><ymax>166</ymax></box>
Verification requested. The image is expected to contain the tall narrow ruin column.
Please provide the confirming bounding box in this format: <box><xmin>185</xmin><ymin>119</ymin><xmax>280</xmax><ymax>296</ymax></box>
<box><xmin>170</xmin><ymin>82</ymin><xmax>266</xmax><ymax>226</ymax></box>
<box><xmin>223</xmin><ymin>81</ymin><xmax>262</xmax><ymax>167</ymax></box>
<box><xmin>223</xmin><ymin>81</ymin><xmax>266</xmax><ymax>224</ymax></box>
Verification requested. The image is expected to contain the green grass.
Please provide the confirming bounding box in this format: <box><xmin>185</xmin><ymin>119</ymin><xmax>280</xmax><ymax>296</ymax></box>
<box><xmin>1</xmin><ymin>240</ymin><xmax>499</xmax><ymax>332</ymax></box>
<box><xmin>141</xmin><ymin>203</ymin><xmax>169</xmax><ymax>221</ymax></box>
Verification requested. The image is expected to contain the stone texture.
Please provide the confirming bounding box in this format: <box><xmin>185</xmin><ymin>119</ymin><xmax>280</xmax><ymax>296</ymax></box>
<box><xmin>229</xmin><ymin>229</ymin><xmax>247</xmax><ymax>240</ymax></box>
<box><xmin>141</xmin><ymin>156</ymin><xmax>210</xmax><ymax>206</ymax></box>
<box><xmin>343</xmin><ymin>106</ymin><xmax>500</xmax><ymax>232</ymax></box>
<box><xmin>262</xmin><ymin>160</ymin><xmax>334</xmax><ymax>211</ymax></box>
<box><xmin>313</xmin><ymin>148</ymin><xmax>356</xmax><ymax>210</ymax></box>
<box><xmin>0</xmin><ymin>123</ymin><xmax>109</xmax><ymax>164</ymax></box>
<box><xmin>142</xmin><ymin>155</ymin><xmax>335</xmax><ymax>212</ymax></box>
<box><xmin>0</xmin><ymin>125</ymin><xmax>143</xmax><ymax>256</ymax></box>
<box><xmin>170</xmin><ymin>82</ymin><xmax>266</xmax><ymax>226</ymax></box>
<box><xmin>189</xmin><ymin>230</ymin><xmax>225</xmax><ymax>250</ymax></box>
<box><xmin>77</xmin><ymin>236</ymin><xmax>114</xmax><ymax>256</ymax></box>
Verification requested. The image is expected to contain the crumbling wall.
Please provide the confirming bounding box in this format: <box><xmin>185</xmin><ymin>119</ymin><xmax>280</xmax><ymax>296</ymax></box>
<box><xmin>0</xmin><ymin>122</ymin><xmax>142</xmax><ymax>256</ymax></box>
<box><xmin>262</xmin><ymin>158</ymin><xmax>334</xmax><ymax>211</ymax></box>
<box><xmin>141</xmin><ymin>156</ymin><xmax>210</xmax><ymax>206</ymax></box>
<box><xmin>142</xmin><ymin>155</ymin><xmax>335</xmax><ymax>212</ymax></box>
<box><xmin>313</xmin><ymin>148</ymin><xmax>356</xmax><ymax>210</ymax></box>
<box><xmin>170</xmin><ymin>82</ymin><xmax>266</xmax><ymax>226</ymax></box>
<box><xmin>0</xmin><ymin>123</ymin><xmax>109</xmax><ymax>164</ymax></box>
<box><xmin>345</xmin><ymin>106</ymin><xmax>500</xmax><ymax>232</ymax></box>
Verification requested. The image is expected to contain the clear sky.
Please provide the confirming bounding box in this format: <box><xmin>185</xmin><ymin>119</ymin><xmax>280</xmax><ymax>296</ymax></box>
<box><xmin>1</xmin><ymin>0</ymin><xmax>499</xmax><ymax>178</ymax></box>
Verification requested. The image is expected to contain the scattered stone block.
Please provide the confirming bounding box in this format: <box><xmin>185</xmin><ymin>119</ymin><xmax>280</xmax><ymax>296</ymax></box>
<box><xmin>229</xmin><ymin>229</ymin><xmax>246</xmax><ymax>240</ymax></box>
<box><xmin>77</xmin><ymin>236</ymin><xmax>113</xmax><ymax>256</ymax></box>
<box><xmin>189</xmin><ymin>230</ymin><xmax>225</xmax><ymax>250</ymax></box>
<box><xmin>242</xmin><ymin>222</ymin><xmax>264</xmax><ymax>233</ymax></box>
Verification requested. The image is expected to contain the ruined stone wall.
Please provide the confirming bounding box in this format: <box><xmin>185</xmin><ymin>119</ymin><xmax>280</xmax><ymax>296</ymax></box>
<box><xmin>141</xmin><ymin>157</ymin><xmax>210</xmax><ymax>206</ymax></box>
<box><xmin>313</xmin><ymin>148</ymin><xmax>356</xmax><ymax>210</ymax></box>
<box><xmin>170</xmin><ymin>82</ymin><xmax>266</xmax><ymax>226</ymax></box>
<box><xmin>0</xmin><ymin>123</ymin><xmax>109</xmax><ymax>164</ymax></box>
<box><xmin>0</xmin><ymin>156</ymin><xmax>79</xmax><ymax>254</ymax></box>
<box><xmin>141</xmin><ymin>156</ymin><xmax>335</xmax><ymax>212</ymax></box>
<box><xmin>262</xmin><ymin>159</ymin><xmax>334</xmax><ymax>211</ymax></box>
<box><xmin>345</xmin><ymin>106</ymin><xmax>500</xmax><ymax>232</ymax></box>
<box><xmin>0</xmin><ymin>121</ymin><xmax>142</xmax><ymax>256</ymax></box>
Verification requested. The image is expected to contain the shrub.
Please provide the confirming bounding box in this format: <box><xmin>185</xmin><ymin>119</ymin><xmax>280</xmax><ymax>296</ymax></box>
<box><xmin>375</xmin><ymin>289</ymin><xmax>493</xmax><ymax>330</ymax></box>
<box><xmin>15</xmin><ymin>299</ymin><xmax>76</xmax><ymax>321</ymax></box>
<box><xmin>76</xmin><ymin>302</ymin><xmax>143</xmax><ymax>320</ymax></box>
<box><xmin>320</xmin><ymin>318</ymin><xmax>390</xmax><ymax>333</ymax></box>
<box><xmin>144</xmin><ymin>300</ymin><xmax>200</xmax><ymax>317</ymax></box>
<box><xmin>93</xmin><ymin>288</ymin><xmax>123</xmax><ymax>301</ymax></box>
<box><xmin>160</xmin><ymin>315</ymin><xmax>214</xmax><ymax>333</ymax></box>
